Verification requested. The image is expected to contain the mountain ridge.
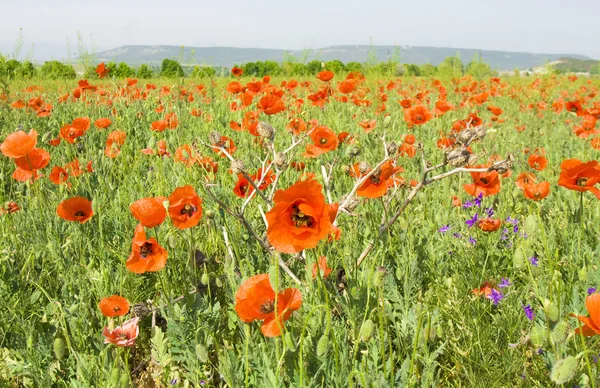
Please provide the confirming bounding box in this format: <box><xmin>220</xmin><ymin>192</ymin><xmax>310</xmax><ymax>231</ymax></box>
<box><xmin>92</xmin><ymin>44</ymin><xmax>591</xmax><ymax>71</ymax></box>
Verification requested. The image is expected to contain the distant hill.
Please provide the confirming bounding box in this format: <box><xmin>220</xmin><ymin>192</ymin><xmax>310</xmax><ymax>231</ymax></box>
<box><xmin>92</xmin><ymin>45</ymin><xmax>591</xmax><ymax>71</ymax></box>
<box><xmin>550</xmin><ymin>57</ymin><xmax>600</xmax><ymax>74</ymax></box>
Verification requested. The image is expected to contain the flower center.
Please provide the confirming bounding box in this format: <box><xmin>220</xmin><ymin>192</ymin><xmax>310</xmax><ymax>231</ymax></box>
<box><xmin>118</xmin><ymin>333</ymin><xmax>128</xmax><ymax>341</ymax></box>
<box><xmin>319</xmin><ymin>137</ymin><xmax>328</xmax><ymax>145</ymax></box>
<box><xmin>480</xmin><ymin>177</ymin><xmax>489</xmax><ymax>184</ymax></box>
<box><xmin>140</xmin><ymin>242</ymin><xmax>153</xmax><ymax>258</ymax></box>
<box><xmin>291</xmin><ymin>204</ymin><xmax>314</xmax><ymax>228</ymax></box>
<box><xmin>259</xmin><ymin>300</ymin><xmax>275</xmax><ymax>315</ymax></box>
<box><xmin>113</xmin><ymin>306</ymin><xmax>121</xmax><ymax>312</ymax></box>
<box><xmin>415</xmin><ymin>114</ymin><xmax>423</xmax><ymax>122</ymax></box>
<box><xmin>75</xmin><ymin>211</ymin><xmax>85</xmax><ymax>217</ymax></box>
<box><xmin>180</xmin><ymin>204</ymin><xmax>197</xmax><ymax>216</ymax></box>
<box><xmin>577</xmin><ymin>177</ymin><xmax>588</xmax><ymax>187</ymax></box>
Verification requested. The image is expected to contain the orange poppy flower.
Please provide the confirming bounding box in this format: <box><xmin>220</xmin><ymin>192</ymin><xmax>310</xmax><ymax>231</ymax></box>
<box><xmin>266</xmin><ymin>178</ymin><xmax>338</xmax><ymax>254</ymax></box>
<box><xmin>49</xmin><ymin>166</ymin><xmax>69</xmax><ymax>185</ymax></box>
<box><xmin>174</xmin><ymin>144</ymin><xmax>196</xmax><ymax>167</ymax></box>
<box><xmin>304</xmin><ymin>126</ymin><xmax>339</xmax><ymax>158</ymax></box>
<box><xmin>357</xmin><ymin>161</ymin><xmax>403</xmax><ymax>198</ymax></box>
<box><xmin>516</xmin><ymin>172</ymin><xmax>537</xmax><ymax>189</ymax></box>
<box><xmin>1</xmin><ymin>129</ymin><xmax>38</xmax><ymax>159</ymax></box>
<box><xmin>404</xmin><ymin>105</ymin><xmax>432</xmax><ymax>126</ymax></box>
<box><xmin>130</xmin><ymin>197</ymin><xmax>167</xmax><ymax>228</ymax></box>
<box><xmin>126</xmin><ymin>224</ymin><xmax>168</xmax><ymax>273</ymax></box>
<box><xmin>168</xmin><ymin>186</ymin><xmax>203</xmax><ymax>229</ymax></box>
<box><xmin>151</xmin><ymin>120</ymin><xmax>168</xmax><ymax>132</ymax></box>
<box><xmin>11</xmin><ymin>100</ymin><xmax>25</xmax><ymax>109</ymax></box>
<box><xmin>95</xmin><ymin>118</ymin><xmax>112</xmax><ymax>129</ymax></box>
<box><xmin>463</xmin><ymin>166</ymin><xmax>501</xmax><ymax>197</ymax></box>
<box><xmin>95</xmin><ymin>62</ymin><xmax>109</xmax><ymax>78</ymax></box>
<box><xmin>591</xmin><ymin>137</ymin><xmax>600</xmax><ymax>150</ymax></box>
<box><xmin>527</xmin><ymin>154</ymin><xmax>548</xmax><ymax>171</ymax></box>
<box><xmin>557</xmin><ymin>159</ymin><xmax>600</xmax><ymax>199</ymax></box>
<box><xmin>477</xmin><ymin>218</ymin><xmax>501</xmax><ymax>232</ymax></box>
<box><xmin>98</xmin><ymin>295</ymin><xmax>130</xmax><ymax>317</ymax></box>
<box><xmin>287</xmin><ymin>118</ymin><xmax>306</xmax><ymax>135</ymax></box>
<box><xmin>103</xmin><ymin>317</ymin><xmax>139</xmax><ymax>347</ymax></box>
<box><xmin>211</xmin><ymin>136</ymin><xmax>236</xmax><ymax>157</ymax></box>
<box><xmin>312</xmin><ymin>256</ymin><xmax>332</xmax><ymax>278</ymax></box>
<box><xmin>235</xmin><ymin>274</ymin><xmax>302</xmax><ymax>337</ymax></box>
<box><xmin>523</xmin><ymin>181</ymin><xmax>550</xmax><ymax>201</ymax></box>
<box><xmin>359</xmin><ymin>119</ymin><xmax>377</xmax><ymax>133</ymax></box>
<box><xmin>451</xmin><ymin>195</ymin><xmax>462</xmax><ymax>207</ymax></box>
<box><xmin>15</xmin><ymin>148</ymin><xmax>50</xmax><ymax>171</ymax></box>
<box><xmin>487</xmin><ymin>105</ymin><xmax>503</xmax><ymax>116</ymax></box>
<box><xmin>565</xmin><ymin>100</ymin><xmax>584</xmax><ymax>116</ymax></box>
<box><xmin>258</xmin><ymin>95</ymin><xmax>285</xmax><ymax>115</ymax></box>
<box><xmin>574</xmin><ymin>293</ymin><xmax>600</xmax><ymax>336</ymax></box>
<box><xmin>316</xmin><ymin>70</ymin><xmax>334</xmax><ymax>82</ymax></box>
<box><xmin>471</xmin><ymin>281</ymin><xmax>495</xmax><ymax>297</ymax></box>
<box><xmin>57</xmin><ymin>197</ymin><xmax>94</xmax><ymax>224</ymax></box>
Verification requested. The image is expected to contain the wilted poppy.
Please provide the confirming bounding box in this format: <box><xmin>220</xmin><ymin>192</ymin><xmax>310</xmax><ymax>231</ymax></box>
<box><xmin>1</xmin><ymin>129</ymin><xmax>38</xmax><ymax>159</ymax></box>
<box><xmin>126</xmin><ymin>224</ymin><xmax>168</xmax><ymax>273</ymax></box>
<box><xmin>102</xmin><ymin>317</ymin><xmax>139</xmax><ymax>347</ymax></box>
<box><xmin>266</xmin><ymin>178</ymin><xmax>338</xmax><ymax>254</ymax></box>
<box><xmin>464</xmin><ymin>166</ymin><xmax>501</xmax><ymax>197</ymax></box>
<box><xmin>477</xmin><ymin>218</ymin><xmax>501</xmax><ymax>232</ymax></box>
<box><xmin>235</xmin><ymin>274</ymin><xmax>302</xmax><ymax>337</ymax></box>
<box><xmin>557</xmin><ymin>159</ymin><xmax>600</xmax><ymax>199</ymax></box>
<box><xmin>168</xmin><ymin>186</ymin><xmax>203</xmax><ymax>229</ymax></box>
<box><xmin>57</xmin><ymin>197</ymin><xmax>94</xmax><ymax>224</ymax></box>
<box><xmin>130</xmin><ymin>197</ymin><xmax>167</xmax><ymax>228</ymax></box>
<box><xmin>98</xmin><ymin>295</ymin><xmax>130</xmax><ymax>317</ymax></box>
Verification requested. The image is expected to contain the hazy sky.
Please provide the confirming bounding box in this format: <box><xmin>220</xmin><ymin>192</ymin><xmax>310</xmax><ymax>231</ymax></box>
<box><xmin>1</xmin><ymin>0</ymin><xmax>599</xmax><ymax>60</ymax></box>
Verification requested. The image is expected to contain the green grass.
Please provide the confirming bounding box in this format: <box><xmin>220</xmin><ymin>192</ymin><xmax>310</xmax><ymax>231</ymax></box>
<box><xmin>1</xmin><ymin>74</ymin><xmax>599</xmax><ymax>387</ymax></box>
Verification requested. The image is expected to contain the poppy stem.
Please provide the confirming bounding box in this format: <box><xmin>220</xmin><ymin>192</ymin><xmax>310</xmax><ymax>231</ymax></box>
<box><xmin>579</xmin><ymin>191</ymin><xmax>584</xmax><ymax>224</ymax></box>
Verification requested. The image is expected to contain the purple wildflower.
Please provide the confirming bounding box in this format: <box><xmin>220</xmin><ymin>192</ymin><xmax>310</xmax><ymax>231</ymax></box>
<box><xmin>438</xmin><ymin>225</ymin><xmax>451</xmax><ymax>233</ymax></box>
<box><xmin>469</xmin><ymin>236</ymin><xmax>477</xmax><ymax>246</ymax></box>
<box><xmin>453</xmin><ymin>232</ymin><xmax>463</xmax><ymax>239</ymax></box>
<box><xmin>462</xmin><ymin>201</ymin><xmax>474</xmax><ymax>209</ymax></box>
<box><xmin>473</xmin><ymin>193</ymin><xmax>483</xmax><ymax>207</ymax></box>
<box><xmin>488</xmin><ymin>289</ymin><xmax>504</xmax><ymax>305</ymax></box>
<box><xmin>523</xmin><ymin>304</ymin><xmax>534</xmax><ymax>321</ymax></box>
<box><xmin>506</xmin><ymin>216</ymin><xmax>518</xmax><ymax>225</ymax></box>
<box><xmin>498</xmin><ymin>278</ymin><xmax>512</xmax><ymax>288</ymax></box>
<box><xmin>466</xmin><ymin>213</ymin><xmax>478</xmax><ymax>228</ymax></box>
<box><xmin>500</xmin><ymin>228</ymin><xmax>510</xmax><ymax>240</ymax></box>
<box><xmin>528</xmin><ymin>256</ymin><xmax>538</xmax><ymax>266</ymax></box>
<box><xmin>588</xmin><ymin>287</ymin><xmax>597</xmax><ymax>295</ymax></box>
<box><xmin>485</xmin><ymin>207</ymin><xmax>495</xmax><ymax>217</ymax></box>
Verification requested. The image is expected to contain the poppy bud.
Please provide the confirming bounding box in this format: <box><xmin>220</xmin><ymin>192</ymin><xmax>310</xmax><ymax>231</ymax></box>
<box><xmin>466</xmin><ymin>153</ymin><xmax>479</xmax><ymax>166</ymax></box>
<box><xmin>345</xmin><ymin>145</ymin><xmax>361</xmax><ymax>158</ymax></box>
<box><xmin>209</xmin><ymin>131</ymin><xmax>222</xmax><ymax>146</ymax></box>
<box><xmin>274</xmin><ymin>152</ymin><xmax>286</xmax><ymax>168</ymax></box>
<box><xmin>196</xmin><ymin>343</ymin><xmax>209</xmax><ymax>362</ymax></box>
<box><xmin>231</xmin><ymin>159</ymin><xmax>246</xmax><ymax>174</ymax></box>
<box><xmin>383</xmin><ymin>115</ymin><xmax>392</xmax><ymax>128</ymax></box>
<box><xmin>551</xmin><ymin>321</ymin><xmax>570</xmax><ymax>345</ymax></box>
<box><xmin>530</xmin><ymin>325</ymin><xmax>546</xmax><ymax>347</ymax></box>
<box><xmin>550</xmin><ymin>356</ymin><xmax>578</xmax><ymax>385</ymax></box>
<box><xmin>201</xmin><ymin>273</ymin><xmax>210</xmax><ymax>285</ymax></box>
<box><xmin>110</xmin><ymin>368</ymin><xmax>120</xmax><ymax>387</ymax></box>
<box><xmin>373</xmin><ymin>266</ymin><xmax>386</xmax><ymax>287</ymax></box>
<box><xmin>257</xmin><ymin>121</ymin><xmax>275</xmax><ymax>141</ymax></box>
<box><xmin>205</xmin><ymin>209</ymin><xmax>216</xmax><ymax>219</ymax></box>
<box><xmin>579</xmin><ymin>267</ymin><xmax>588</xmax><ymax>282</ymax></box>
<box><xmin>359</xmin><ymin>319</ymin><xmax>375</xmax><ymax>342</ymax></box>
<box><xmin>316</xmin><ymin>333</ymin><xmax>329</xmax><ymax>357</ymax></box>
<box><xmin>119</xmin><ymin>372</ymin><xmax>130</xmax><ymax>388</ymax></box>
<box><xmin>53</xmin><ymin>337</ymin><xmax>67</xmax><ymax>361</ymax></box>
<box><xmin>543</xmin><ymin>299</ymin><xmax>559</xmax><ymax>322</ymax></box>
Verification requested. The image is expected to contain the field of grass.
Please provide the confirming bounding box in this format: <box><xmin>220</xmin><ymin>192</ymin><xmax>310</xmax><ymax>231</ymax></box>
<box><xmin>1</xmin><ymin>69</ymin><xmax>600</xmax><ymax>387</ymax></box>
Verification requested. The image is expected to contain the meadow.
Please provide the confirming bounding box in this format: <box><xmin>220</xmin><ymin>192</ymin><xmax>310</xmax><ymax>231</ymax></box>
<box><xmin>1</xmin><ymin>65</ymin><xmax>600</xmax><ymax>387</ymax></box>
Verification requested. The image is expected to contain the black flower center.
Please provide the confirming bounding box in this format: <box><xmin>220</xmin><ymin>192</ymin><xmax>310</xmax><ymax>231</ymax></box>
<box><xmin>577</xmin><ymin>177</ymin><xmax>588</xmax><ymax>187</ymax></box>
<box><xmin>291</xmin><ymin>204</ymin><xmax>314</xmax><ymax>228</ymax></box>
<box><xmin>180</xmin><ymin>204</ymin><xmax>197</xmax><ymax>216</ymax></box>
<box><xmin>480</xmin><ymin>177</ymin><xmax>488</xmax><ymax>184</ymax></box>
<box><xmin>140</xmin><ymin>242</ymin><xmax>153</xmax><ymax>258</ymax></box>
<box><xmin>319</xmin><ymin>138</ymin><xmax>328</xmax><ymax>145</ymax></box>
<box><xmin>75</xmin><ymin>211</ymin><xmax>85</xmax><ymax>217</ymax></box>
<box><xmin>259</xmin><ymin>300</ymin><xmax>275</xmax><ymax>315</ymax></box>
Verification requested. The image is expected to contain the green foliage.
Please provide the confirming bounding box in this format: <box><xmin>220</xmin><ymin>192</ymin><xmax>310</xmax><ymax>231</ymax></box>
<box><xmin>324</xmin><ymin>60</ymin><xmax>346</xmax><ymax>73</ymax></box>
<box><xmin>40</xmin><ymin>60</ymin><xmax>76</xmax><ymax>79</ymax></box>
<box><xmin>437</xmin><ymin>53</ymin><xmax>464</xmax><ymax>78</ymax></box>
<box><xmin>466</xmin><ymin>53</ymin><xmax>496</xmax><ymax>78</ymax></box>
<box><xmin>112</xmin><ymin>62</ymin><xmax>135</xmax><ymax>79</ymax></box>
<box><xmin>136</xmin><ymin>64</ymin><xmax>154</xmax><ymax>79</ymax></box>
<box><xmin>191</xmin><ymin>65</ymin><xmax>216</xmax><ymax>79</ymax></box>
<box><xmin>161</xmin><ymin>58</ymin><xmax>184</xmax><ymax>78</ymax></box>
<box><xmin>306</xmin><ymin>60</ymin><xmax>323</xmax><ymax>75</ymax></box>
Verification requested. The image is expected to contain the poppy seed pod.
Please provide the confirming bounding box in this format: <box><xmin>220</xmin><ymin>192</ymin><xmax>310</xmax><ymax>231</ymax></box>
<box><xmin>257</xmin><ymin>121</ymin><xmax>275</xmax><ymax>141</ymax></box>
<box><xmin>274</xmin><ymin>152</ymin><xmax>287</xmax><ymax>168</ymax></box>
<box><xmin>457</xmin><ymin>129</ymin><xmax>474</xmax><ymax>145</ymax></box>
<box><xmin>339</xmin><ymin>194</ymin><xmax>360</xmax><ymax>211</ymax></box>
<box><xmin>386</xmin><ymin>141</ymin><xmax>398</xmax><ymax>155</ymax></box>
<box><xmin>345</xmin><ymin>145</ymin><xmax>361</xmax><ymax>158</ymax></box>
<box><xmin>359</xmin><ymin>319</ymin><xmax>374</xmax><ymax>342</ymax></box>
<box><xmin>230</xmin><ymin>159</ymin><xmax>246</xmax><ymax>174</ymax></box>
<box><xmin>208</xmin><ymin>131</ymin><xmax>222</xmax><ymax>146</ymax></box>
<box><xmin>358</xmin><ymin>162</ymin><xmax>370</xmax><ymax>174</ymax></box>
<box><xmin>131</xmin><ymin>302</ymin><xmax>151</xmax><ymax>318</ymax></box>
<box><xmin>473</xmin><ymin>125</ymin><xmax>487</xmax><ymax>140</ymax></box>
<box><xmin>466</xmin><ymin>153</ymin><xmax>479</xmax><ymax>166</ymax></box>
<box><xmin>447</xmin><ymin>148</ymin><xmax>470</xmax><ymax>167</ymax></box>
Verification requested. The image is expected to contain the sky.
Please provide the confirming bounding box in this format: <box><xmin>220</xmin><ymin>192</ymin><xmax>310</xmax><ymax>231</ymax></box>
<box><xmin>1</xmin><ymin>0</ymin><xmax>599</xmax><ymax>61</ymax></box>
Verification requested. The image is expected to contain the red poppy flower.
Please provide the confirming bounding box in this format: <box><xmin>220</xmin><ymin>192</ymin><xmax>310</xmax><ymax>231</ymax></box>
<box><xmin>463</xmin><ymin>166</ymin><xmax>501</xmax><ymax>197</ymax></box>
<box><xmin>287</xmin><ymin>118</ymin><xmax>306</xmax><ymax>135</ymax></box>
<box><xmin>1</xmin><ymin>129</ymin><xmax>38</xmax><ymax>159</ymax></box>
<box><xmin>359</xmin><ymin>119</ymin><xmax>377</xmax><ymax>133</ymax></box>
<box><xmin>231</xmin><ymin>67</ymin><xmax>244</xmax><ymax>77</ymax></box>
<box><xmin>168</xmin><ymin>186</ymin><xmax>203</xmax><ymax>229</ymax></box>
<box><xmin>49</xmin><ymin>166</ymin><xmax>69</xmax><ymax>185</ymax></box>
<box><xmin>266</xmin><ymin>178</ymin><xmax>338</xmax><ymax>254</ymax></box>
<box><xmin>126</xmin><ymin>224</ymin><xmax>168</xmax><ymax>273</ymax></box>
<box><xmin>404</xmin><ymin>105</ymin><xmax>432</xmax><ymax>126</ymax></box>
<box><xmin>515</xmin><ymin>172</ymin><xmax>537</xmax><ymax>189</ymax></box>
<box><xmin>103</xmin><ymin>317</ymin><xmax>139</xmax><ymax>347</ymax></box>
<box><xmin>258</xmin><ymin>95</ymin><xmax>285</xmax><ymax>115</ymax></box>
<box><xmin>312</xmin><ymin>256</ymin><xmax>332</xmax><ymax>278</ymax></box>
<box><xmin>57</xmin><ymin>197</ymin><xmax>94</xmax><ymax>224</ymax></box>
<box><xmin>523</xmin><ymin>181</ymin><xmax>550</xmax><ymax>201</ymax></box>
<box><xmin>95</xmin><ymin>62</ymin><xmax>109</xmax><ymax>78</ymax></box>
<box><xmin>316</xmin><ymin>70</ymin><xmax>334</xmax><ymax>82</ymax></box>
<box><xmin>477</xmin><ymin>218</ymin><xmax>501</xmax><ymax>232</ymax></box>
<box><xmin>557</xmin><ymin>159</ymin><xmax>600</xmax><ymax>199</ymax></box>
<box><xmin>527</xmin><ymin>154</ymin><xmax>548</xmax><ymax>171</ymax></box>
<box><xmin>235</xmin><ymin>274</ymin><xmax>302</xmax><ymax>337</ymax></box>
<box><xmin>574</xmin><ymin>293</ymin><xmax>600</xmax><ymax>336</ymax></box>
<box><xmin>211</xmin><ymin>136</ymin><xmax>236</xmax><ymax>157</ymax></box>
<box><xmin>98</xmin><ymin>295</ymin><xmax>130</xmax><ymax>317</ymax></box>
<box><xmin>357</xmin><ymin>161</ymin><xmax>403</xmax><ymax>198</ymax></box>
<box><xmin>130</xmin><ymin>197</ymin><xmax>167</xmax><ymax>228</ymax></box>
<box><xmin>304</xmin><ymin>126</ymin><xmax>339</xmax><ymax>158</ymax></box>
<box><xmin>95</xmin><ymin>118</ymin><xmax>112</xmax><ymax>129</ymax></box>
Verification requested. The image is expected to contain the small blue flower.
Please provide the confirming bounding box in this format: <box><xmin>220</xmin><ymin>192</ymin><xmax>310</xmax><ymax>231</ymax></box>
<box><xmin>469</xmin><ymin>236</ymin><xmax>477</xmax><ymax>246</ymax></box>
<box><xmin>473</xmin><ymin>193</ymin><xmax>483</xmax><ymax>208</ymax></box>
<box><xmin>485</xmin><ymin>207</ymin><xmax>495</xmax><ymax>217</ymax></box>
<box><xmin>453</xmin><ymin>232</ymin><xmax>463</xmax><ymax>239</ymax></box>
<box><xmin>523</xmin><ymin>304</ymin><xmax>534</xmax><ymax>321</ymax></box>
<box><xmin>528</xmin><ymin>256</ymin><xmax>538</xmax><ymax>266</ymax></box>
<box><xmin>438</xmin><ymin>225</ymin><xmax>451</xmax><ymax>233</ymax></box>
<box><xmin>488</xmin><ymin>289</ymin><xmax>503</xmax><ymax>305</ymax></box>
<box><xmin>466</xmin><ymin>213</ymin><xmax>478</xmax><ymax>228</ymax></box>
<box><xmin>498</xmin><ymin>278</ymin><xmax>512</xmax><ymax>288</ymax></box>
<box><xmin>588</xmin><ymin>287</ymin><xmax>597</xmax><ymax>295</ymax></box>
